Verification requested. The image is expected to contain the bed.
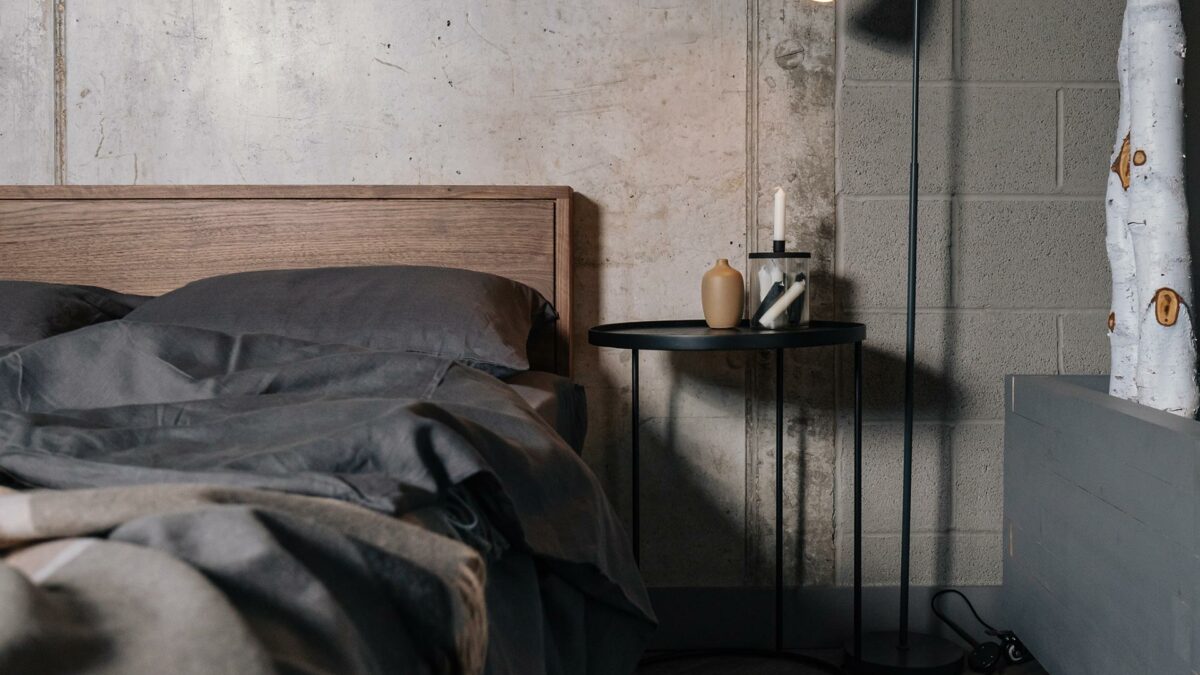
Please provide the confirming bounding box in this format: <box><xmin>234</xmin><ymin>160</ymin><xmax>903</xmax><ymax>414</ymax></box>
<box><xmin>0</xmin><ymin>186</ymin><xmax>651</xmax><ymax>675</ymax></box>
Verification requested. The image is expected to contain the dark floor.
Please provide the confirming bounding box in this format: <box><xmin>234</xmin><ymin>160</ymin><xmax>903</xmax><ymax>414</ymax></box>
<box><xmin>637</xmin><ymin>650</ymin><xmax>1051</xmax><ymax>674</ymax></box>
<box><xmin>638</xmin><ymin>650</ymin><xmax>840</xmax><ymax>675</ymax></box>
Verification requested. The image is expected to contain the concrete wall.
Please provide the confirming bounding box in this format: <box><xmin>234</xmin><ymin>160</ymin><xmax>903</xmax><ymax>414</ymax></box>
<box><xmin>835</xmin><ymin>0</ymin><xmax>1122</xmax><ymax>586</ymax></box>
<box><xmin>0</xmin><ymin>0</ymin><xmax>1133</xmax><ymax>592</ymax></box>
<box><xmin>0</xmin><ymin>1</ymin><xmax>839</xmax><ymax>588</ymax></box>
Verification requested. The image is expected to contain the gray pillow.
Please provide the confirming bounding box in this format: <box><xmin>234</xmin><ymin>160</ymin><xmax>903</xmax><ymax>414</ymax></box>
<box><xmin>0</xmin><ymin>281</ymin><xmax>147</xmax><ymax>348</ymax></box>
<box><xmin>125</xmin><ymin>266</ymin><xmax>556</xmax><ymax>376</ymax></box>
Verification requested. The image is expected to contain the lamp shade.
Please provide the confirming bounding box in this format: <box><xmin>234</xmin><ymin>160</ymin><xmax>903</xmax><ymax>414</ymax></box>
<box><xmin>853</xmin><ymin>0</ymin><xmax>929</xmax><ymax>45</ymax></box>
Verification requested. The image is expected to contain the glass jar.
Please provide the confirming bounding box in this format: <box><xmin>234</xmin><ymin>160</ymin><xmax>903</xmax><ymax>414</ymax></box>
<box><xmin>748</xmin><ymin>252</ymin><xmax>810</xmax><ymax>329</ymax></box>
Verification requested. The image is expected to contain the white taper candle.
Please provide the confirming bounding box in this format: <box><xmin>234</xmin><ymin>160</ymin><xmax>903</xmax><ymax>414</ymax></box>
<box><xmin>759</xmin><ymin>278</ymin><xmax>806</xmax><ymax>327</ymax></box>
<box><xmin>773</xmin><ymin>186</ymin><xmax>785</xmax><ymax>243</ymax></box>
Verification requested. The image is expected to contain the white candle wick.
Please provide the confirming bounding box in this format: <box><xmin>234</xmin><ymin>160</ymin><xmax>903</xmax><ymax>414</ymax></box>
<box><xmin>772</xmin><ymin>186</ymin><xmax>786</xmax><ymax>243</ymax></box>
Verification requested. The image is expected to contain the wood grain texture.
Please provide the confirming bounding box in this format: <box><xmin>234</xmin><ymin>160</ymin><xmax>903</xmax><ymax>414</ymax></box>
<box><xmin>0</xmin><ymin>186</ymin><xmax>573</xmax><ymax>375</ymax></box>
<box><xmin>0</xmin><ymin>185</ymin><xmax>572</xmax><ymax>200</ymax></box>
<box><xmin>554</xmin><ymin>194</ymin><xmax>573</xmax><ymax>375</ymax></box>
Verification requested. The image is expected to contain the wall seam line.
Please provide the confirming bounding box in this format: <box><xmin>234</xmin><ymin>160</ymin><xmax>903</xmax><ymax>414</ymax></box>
<box><xmin>844</xmin><ymin>79</ymin><xmax>1119</xmax><ymax>89</ymax></box>
<box><xmin>844</xmin><ymin>193</ymin><xmax>1106</xmax><ymax>202</ymax></box>
<box><xmin>860</xmin><ymin>420</ymin><xmax>1005</xmax><ymax>426</ymax></box>
<box><xmin>743</xmin><ymin>0</ymin><xmax>760</xmax><ymax>589</ymax></box>
<box><xmin>830</xmin><ymin>0</ymin><xmax>847</xmax><ymax>588</ymax></box>
<box><xmin>1056</xmin><ymin>314</ymin><xmax>1066</xmax><ymax>374</ymax></box>
<box><xmin>848</xmin><ymin>307</ymin><xmax>1108</xmax><ymax>315</ymax></box>
<box><xmin>53</xmin><ymin>0</ymin><xmax>66</xmax><ymax>185</ymax></box>
<box><xmin>951</xmin><ymin>0</ymin><xmax>962</xmax><ymax>80</ymax></box>
<box><xmin>1056</xmin><ymin>88</ymin><xmax>1066</xmax><ymax>190</ymax></box>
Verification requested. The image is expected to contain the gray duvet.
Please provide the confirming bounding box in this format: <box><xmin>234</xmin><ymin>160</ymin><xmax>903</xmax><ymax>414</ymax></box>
<box><xmin>0</xmin><ymin>320</ymin><xmax>653</xmax><ymax>675</ymax></box>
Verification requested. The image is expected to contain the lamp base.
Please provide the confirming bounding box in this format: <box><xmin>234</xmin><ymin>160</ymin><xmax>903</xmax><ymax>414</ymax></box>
<box><xmin>844</xmin><ymin>631</ymin><xmax>964</xmax><ymax>675</ymax></box>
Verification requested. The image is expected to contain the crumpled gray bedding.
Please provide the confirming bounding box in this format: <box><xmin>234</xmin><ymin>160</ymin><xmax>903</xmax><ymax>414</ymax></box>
<box><xmin>504</xmin><ymin>370</ymin><xmax>588</xmax><ymax>454</ymax></box>
<box><xmin>0</xmin><ymin>320</ymin><xmax>653</xmax><ymax>675</ymax></box>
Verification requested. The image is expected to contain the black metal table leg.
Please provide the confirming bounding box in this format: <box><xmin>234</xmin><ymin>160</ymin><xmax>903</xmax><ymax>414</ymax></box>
<box><xmin>853</xmin><ymin>340</ymin><xmax>863</xmax><ymax>658</ymax></box>
<box><xmin>632</xmin><ymin>348</ymin><xmax>640</xmax><ymax>566</ymax></box>
<box><xmin>775</xmin><ymin>347</ymin><xmax>784</xmax><ymax>652</ymax></box>
<box><xmin>633</xmin><ymin>342</ymin><xmax>859</xmax><ymax>675</ymax></box>
<box><xmin>589</xmin><ymin>320</ymin><xmax>864</xmax><ymax>675</ymax></box>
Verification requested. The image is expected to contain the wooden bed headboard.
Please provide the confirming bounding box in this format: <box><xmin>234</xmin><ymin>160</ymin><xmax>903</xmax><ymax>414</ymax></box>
<box><xmin>0</xmin><ymin>185</ymin><xmax>573</xmax><ymax>376</ymax></box>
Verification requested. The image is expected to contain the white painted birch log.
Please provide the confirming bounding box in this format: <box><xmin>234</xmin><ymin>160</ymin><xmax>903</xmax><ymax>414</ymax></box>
<box><xmin>1125</xmin><ymin>0</ymin><xmax>1198</xmax><ymax>417</ymax></box>
<box><xmin>1107</xmin><ymin>6</ymin><xmax>1138</xmax><ymax>401</ymax></box>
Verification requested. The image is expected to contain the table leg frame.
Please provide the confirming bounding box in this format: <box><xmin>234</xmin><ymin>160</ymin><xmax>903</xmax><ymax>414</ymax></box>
<box><xmin>632</xmin><ymin>348</ymin><xmax>640</xmax><ymax>566</ymax></box>
<box><xmin>853</xmin><ymin>340</ymin><xmax>863</xmax><ymax>657</ymax></box>
<box><xmin>775</xmin><ymin>348</ymin><xmax>784</xmax><ymax>651</ymax></box>
<box><xmin>628</xmin><ymin>342</ymin><xmax>863</xmax><ymax>663</ymax></box>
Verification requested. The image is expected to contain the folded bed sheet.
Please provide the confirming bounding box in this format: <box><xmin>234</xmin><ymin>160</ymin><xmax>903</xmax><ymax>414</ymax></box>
<box><xmin>0</xmin><ymin>320</ymin><xmax>652</xmax><ymax>675</ymax></box>
<box><xmin>504</xmin><ymin>370</ymin><xmax>588</xmax><ymax>454</ymax></box>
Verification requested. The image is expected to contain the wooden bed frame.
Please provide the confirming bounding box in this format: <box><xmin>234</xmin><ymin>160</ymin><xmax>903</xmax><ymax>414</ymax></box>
<box><xmin>0</xmin><ymin>185</ymin><xmax>573</xmax><ymax>376</ymax></box>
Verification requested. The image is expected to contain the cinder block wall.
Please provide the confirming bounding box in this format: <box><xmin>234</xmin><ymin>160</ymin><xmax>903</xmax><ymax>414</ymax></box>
<box><xmin>835</xmin><ymin>0</ymin><xmax>1122</xmax><ymax>586</ymax></box>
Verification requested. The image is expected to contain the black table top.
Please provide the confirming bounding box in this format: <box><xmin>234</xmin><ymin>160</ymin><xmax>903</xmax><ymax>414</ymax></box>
<box><xmin>588</xmin><ymin>319</ymin><xmax>865</xmax><ymax>351</ymax></box>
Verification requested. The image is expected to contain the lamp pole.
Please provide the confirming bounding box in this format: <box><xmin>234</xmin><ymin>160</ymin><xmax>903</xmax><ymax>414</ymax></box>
<box><xmin>898</xmin><ymin>0</ymin><xmax>921</xmax><ymax>647</ymax></box>
<box><xmin>845</xmin><ymin>1</ymin><xmax>965</xmax><ymax>672</ymax></box>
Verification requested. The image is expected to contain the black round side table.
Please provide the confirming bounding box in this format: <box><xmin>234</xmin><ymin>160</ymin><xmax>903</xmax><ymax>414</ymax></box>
<box><xmin>589</xmin><ymin>319</ymin><xmax>866</xmax><ymax>666</ymax></box>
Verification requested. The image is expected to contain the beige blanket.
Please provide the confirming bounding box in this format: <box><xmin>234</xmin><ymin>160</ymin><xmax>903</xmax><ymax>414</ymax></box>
<box><xmin>0</xmin><ymin>484</ymin><xmax>486</xmax><ymax>675</ymax></box>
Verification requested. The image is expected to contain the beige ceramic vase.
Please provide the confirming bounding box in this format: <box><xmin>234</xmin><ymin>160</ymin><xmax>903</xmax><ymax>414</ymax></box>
<box><xmin>701</xmin><ymin>258</ymin><xmax>745</xmax><ymax>329</ymax></box>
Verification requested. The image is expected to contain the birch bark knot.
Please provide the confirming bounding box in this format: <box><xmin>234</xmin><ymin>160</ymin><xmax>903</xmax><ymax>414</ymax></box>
<box><xmin>1112</xmin><ymin>134</ymin><xmax>1132</xmax><ymax>190</ymax></box>
<box><xmin>1153</xmin><ymin>288</ymin><xmax>1183</xmax><ymax>327</ymax></box>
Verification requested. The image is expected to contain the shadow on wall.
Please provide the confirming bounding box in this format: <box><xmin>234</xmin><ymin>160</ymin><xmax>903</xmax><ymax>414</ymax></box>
<box><xmin>572</xmin><ymin>193</ymin><xmax>746</xmax><ymax>583</ymax></box>
<box><xmin>574</xmin><ymin>189</ymin><xmax>957</xmax><ymax>586</ymax></box>
<box><xmin>569</xmin><ymin>191</ymin><xmax>611</xmax><ymax>497</ymax></box>
<box><xmin>851</xmin><ymin>0</ymin><xmax>932</xmax><ymax>49</ymax></box>
<box><xmin>574</xmin><ymin>188</ymin><xmax>749</xmax><ymax>583</ymax></box>
<box><xmin>841</xmin><ymin>0</ymin><xmax>969</xmax><ymax>583</ymax></box>
<box><xmin>575</xmin><ymin>191</ymin><xmax>852</xmax><ymax>586</ymax></box>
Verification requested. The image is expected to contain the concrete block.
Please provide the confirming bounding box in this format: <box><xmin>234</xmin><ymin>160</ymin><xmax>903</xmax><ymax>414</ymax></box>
<box><xmin>61</xmin><ymin>0</ymin><xmax>763</xmax><ymax>590</ymax></box>
<box><xmin>639</xmin><ymin>415</ymin><xmax>746</xmax><ymax>587</ymax></box>
<box><xmin>636</xmin><ymin>353</ymin><xmax>748</xmax><ymax>423</ymax></box>
<box><xmin>747</xmin><ymin>0</ymin><xmax>840</xmax><ymax>588</ymax></box>
<box><xmin>948</xmin><ymin>423</ymin><xmax>1005</xmax><ymax>532</ymax></box>
<box><xmin>0</xmin><ymin>1</ymin><xmax>53</xmax><ymax>182</ymax></box>
<box><xmin>1011</xmin><ymin>376</ymin><xmax>1200</xmax><ymax>487</ymax></box>
<box><xmin>582</xmin><ymin>391</ymin><xmax>748</xmax><ymax>588</ymax></box>
<box><xmin>837</xmin><ymin>531</ymin><xmax>1002</xmax><ymax>586</ymax></box>
<box><xmin>1062</xmin><ymin>88</ymin><xmax>1120</xmax><ymax>195</ymax></box>
<box><xmin>960</xmin><ymin>0</ymin><xmax>1125</xmax><ymax>82</ymax></box>
<box><xmin>1005</xmin><ymin>376</ymin><xmax>1200</xmax><ymax>674</ymax></box>
<box><xmin>834</xmin><ymin>422</ymin><xmax>1003</xmax><ymax>537</ymax></box>
<box><xmin>1003</xmin><ymin>559</ymin><xmax>1142</xmax><ymax>675</ymax></box>
<box><xmin>846</xmin><ymin>310</ymin><xmax>1058</xmax><ymax>421</ymax></box>
<box><xmin>841</xmin><ymin>0</ymin><xmax>954</xmax><ymax>82</ymax></box>
<box><xmin>1061</xmin><ymin>311</ymin><xmax>1110</xmax><ymax>375</ymax></box>
<box><xmin>752</xmin><ymin>0</ymin><xmax>836</xmax><ymax>313</ymax></box>
<box><xmin>745</xmin><ymin>343</ymin><xmax>841</xmax><ymax>587</ymax></box>
<box><xmin>840</xmin><ymin>198</ymin><xmax>951</xmax><ymax>309</ymax></box>
<box><xmin>64</xmin><ymin>0</ymin><xmax>749</xmax><ymax>189</ymax></box>
<box><xmin>955</xmin><ymin>199</ymin><xmax>1109</xmax><ymax>309</ymax></box>
<box><xmin>839</xmin><ymin>86</ymin><xmax>1057</xmax><ymax>195</ymax></box>
<box><xmin>580</xmin><ymin>385</ymin><xmax>628</xmax><ymax>496</ymax></box>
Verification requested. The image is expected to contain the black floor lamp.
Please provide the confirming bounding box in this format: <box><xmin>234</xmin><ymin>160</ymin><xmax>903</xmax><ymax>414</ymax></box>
<box><xmin>844</xmin><ymin>1</ymin><xmax>964</xmax><ymax>673</ymax></box>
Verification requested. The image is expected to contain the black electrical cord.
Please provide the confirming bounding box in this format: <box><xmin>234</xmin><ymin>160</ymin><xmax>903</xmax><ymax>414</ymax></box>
<box><xmin>931</xmin><ymin>589</ymin><xmax>1032</xmax><ymax>674</ymax></box>
<box><xmin>931</xmin><ymin>589</ymin><xmax>998</xmax><ymax>636</ymax></box>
